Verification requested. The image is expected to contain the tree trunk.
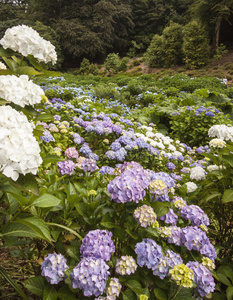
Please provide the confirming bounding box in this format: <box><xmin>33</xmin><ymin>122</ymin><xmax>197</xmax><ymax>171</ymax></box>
<box><xmin>211</xmin><ymin>15</ymin><xmax>222</xmax><ymax>53</ymax></box>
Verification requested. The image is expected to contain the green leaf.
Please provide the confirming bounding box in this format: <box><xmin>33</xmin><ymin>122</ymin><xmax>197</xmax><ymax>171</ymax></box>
<box><xmin>122</xmin><ymin>290</ymin><xmax>136</xmax><ymax>300</ymax></box>
<box><xmin>15</xmin><ymin>217</ymin><xmax>52</xmax><ymax>243</ymax></box>
<box><xmin>154</xmin><ymin>288</ymin><xmax>167</xmax><ymax>300</ymax></box>
<box><xmin>217</xmin><ymin>265</ymin><xmax>233</xmax><ymax>282</ymax></box>
<box><xmin>58</xmin><ymin>286</ymin><xmax>77</xmax><ymax>300</ymax></box>
<box><xmin>144</xmin><ymin>227</ymin><xmax>159</xmax><ymax>238</ymax></box>
<box><xmin>101</xmin><ymin>221</ymin><xmax>116</xmax><ymax>228</ymax></box>
<box><xmin>0</xmin><ymin>47</ymin><xmax>17</xmax><ymax>56</ymax></box>
<box><xmin>2</xmin><ymin>57</ymin><xmax>17</xmax><ymax>72</ymax></box>
<box><xmin>222</xmin><ymin>189</ymin><xmax>233</xmax><ymax>203</ymax></box>
<box><xmin>24</xmin><ymin>276</ymin><xmax>45</xmax><ymax>297</ymax></box>
<box><xmin>2</xmin><ymin>222</ymin><xmax>42</xmax><ymax>239</ymax></box>
<box><xmin>27</xmin><ymin>54</ymin><xmax>45</xmax><ymax>71</ymax></box>
<box><xmin>42</xmin><ymin>155</ymin><xmax>63</xmax><ymax>164</ymax></box>
<box><xmin>30</xmin><ymin>194</ymin><xmax>60</xmax><ymax>207</ymax></box>
<box><xmin>223</xmin><ymin>155</ymin><xmax>233</xmax><ymax>168</ymax></box>
<box><xmin>43</xmin><ymin>283</ymin><xmax>58</xmax><ymax>300</ymax></box>
<box><xmin>36</xmin><ymin>112</ymin><xmax>54</xmax><ymax>122</ymax></box>
<box><xmin>17</xmin><ymin>66</ymin><xmax>42</xmax><ymax>75</ymax></box>
<box><xmin>126</xmin><ymin>280</ymin><xmax>143</xmax><ymax>294</ymax></box>
<box><xmin>227</xmin><ymin>287</ymin><xmax>233</xmax><ymax>300</ymax></box>
<box><xmin>217</xmin><ymin>274</ymin><xmax>232</xmax><ymax>286</ymax></box>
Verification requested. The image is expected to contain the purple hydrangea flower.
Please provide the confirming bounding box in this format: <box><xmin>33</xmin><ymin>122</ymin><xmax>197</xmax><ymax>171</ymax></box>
<box><xmin>57</xmin><ymin>160</ymin><xmax>76</xmax><ymax>175</ymax></box>
<box><xmin>180</xmin><ymin>205</ymin><xmax>209</xmax><ymax>227</ymax></box>
<box><xmin>73</xmin><ymin>133</ymin><xmax>84</xmax><ymax>145</ymax></box>
<box><xmin>135</xmin><ymin>238</ymin><xmax>163</xmax><ymax>270</ymax></box>
<box><xmin>70</xmin><ymin>257</ymin><xmax>110</xmax><ymax>297</ymax></box>
<box><xmin>187</xmin><ymin>261</ymin><xmax>215</xmax><ymax>297</ymax></box>
<box><xmin>40</xmin><ymin>130</ymin><xmax>55</xmax><ymax>143</ymax></box>
<box><xmin>166</xmin><ymin>162</ymin><xmax>176</xmax><ymax>171</ymax></box>
<box><xmin>76</xmin><ymin>157</ymin><xmax>99</xmax><ymax>172</ymax></box>
<box><xmin>205</xmin><ymin>111</ymin><xmax>215</xmax><ymax>117</ymax></box>
<box><xmin>160</xmin><ymin>208</ymin><xmax>178</xmax><ymax>225</ymax></box>
<box><xmin>110</xmin><ymin>142</ymin><xmax>122</xmax><ymax>151</ymax></box>
<box><xmin>79</xmin><ymin>143</ymin><xmax>92</xmax><ymax>156</ymax></box>
<box><xmin>105</xmin><ymin>150</ymin><xmax>116</xmax><ymax>160</ymax></box>
<box><xmin>41</xmin><ymin>253</ymin><xmax>68</xmax><ymax>284</ymax></box>
<box><xmin>80</xmin><ymin>230</ymin><xmax>115</xmax><ymax>261</ymax></box>
<box><xmin>108</xmin><ymin>167</ymin><xmax>149</xmax><ymax>203</ymax></box>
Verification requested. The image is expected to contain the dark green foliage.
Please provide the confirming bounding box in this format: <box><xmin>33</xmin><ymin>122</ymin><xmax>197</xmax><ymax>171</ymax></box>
<box><xmin>145</xmin><ymin>22</ymin><xmax>183</xmax><ymax>68</ymax></box>
<box><xmin>182</xmin><ymin>20</ymin><xmax>211</xmax><ymax>69</ymax></box>
<box><xmin>76</xmin><ymin>58</ymin><xmax>99</xmax><ymax>75</ymax></box>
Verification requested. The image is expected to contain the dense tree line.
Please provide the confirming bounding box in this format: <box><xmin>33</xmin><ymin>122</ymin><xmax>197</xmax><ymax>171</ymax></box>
<box><xmin>0</xmin><ymin>0</ymin><xmax>233</xmax><ymax>68</ymax></box>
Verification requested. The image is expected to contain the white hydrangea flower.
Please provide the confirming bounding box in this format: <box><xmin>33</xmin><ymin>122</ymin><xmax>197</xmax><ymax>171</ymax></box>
<box><xmin>0</xmin><ymin>61</ymin><xmax>7</xmax><ymax>70</ymax></box>
<box><xmin>0</xmin><ymin>75</ymin><xmax>44</xmax><ymax>107</ymax></box>
<box><xmin>207</xmin><ymin>164</ymin><xmax>226</xmax><ymax>172</ymax></box>
<box><xmin>209</xmin><ymin>138</ymin><xmax>226</xmax><ymax>148</ymax></box>
<box><xmin>208</xmin><ymin>124</ymin><xmax>233</xmax><ymax>141</ymax></box>
<box><xmin>190</xmin><ymin>166</ymin><xmax>206</xmax><ymax>181</ymax></box>
<box><xmin>0</xmin><ymin>106</ymin><xmax>42</xmax><ymax>181</ymax></box>
<box><xmin>146</xmin><ymin>131</ymin><xmax>154</xmax><ymax>138</ymax></box>
<box><xmin>185</xmin><ymin>181</ymin><xmax>198</xmax><ymax>193</ymax></box>
<box><xmin>0</xmin><ymin>25</ymin><xmax>57</xmax><ymax>64</ymax></box>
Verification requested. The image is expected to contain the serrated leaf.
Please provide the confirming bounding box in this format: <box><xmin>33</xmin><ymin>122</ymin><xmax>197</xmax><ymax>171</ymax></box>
<box><xmin>0</xmin><ymin>47</ymin><xmax>17</xmax><ymax>56</ymax></box>
<box><xmin>42</xmin><ymin>155</ymin><xmax>63</xmax><ymax>164</ymax></box>
<box><xmin>30</xmin><ymin>194</ymin><xmax>60</xmax><ymax>207</ymax></box>
<box><xmin>126</xmin><ymin>280</ymin><xmax>143</xmax><ymax>294</ymax></box>
<box><xmin>24</xmin><ymin>276</ymin><xmax>45</xmax><ymax>297</ymax></box>
<box><xmin>122</xmin><ymin>289</ymin><xmax>137</xmax><ymax>300</ymax></box>
<box><xmin>227</xmin><ymin>286</ymin><xmax>233</xmax><ymax>300</ymax></box>
<box><xmin>217</xmin><ymin>273</ymin><xmax>232</xmax><ymax>286</ymax></box>
<box><xmin>27</xmin><ymin>54</ymin><xmax>45</xmax><ymax>71</ymax></box>
<box><xmin>101</xmin><ymin>221</ymin><xmax>116</xmax><ymax>228</ymax></box>
<box><xmin>58</xmin><ymin>286</ymin><xmax>77</xmax><ymax>300</ymax></box>
<box><xmin>43</xmin><ymin>283</ymin><xmax>58</xmax><ymax>300</ymax></box>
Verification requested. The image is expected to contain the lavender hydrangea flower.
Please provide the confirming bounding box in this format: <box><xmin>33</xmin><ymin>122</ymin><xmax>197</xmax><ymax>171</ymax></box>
<box><xmin>160</xmin><ymin>208</ymin><xmax>178</xmax><ymax>225</ymax></box>
<box><xmin>160</xmin><ymin>226</ymin><xmax>182</xmax><ymax>246</ymax></box>
<box><xmin>80</xmin><ymin>230</ymin><xmax>115</xmax><ymax>261</ymax></box>
<box><xmin>70</xmin><ymin>257</ymin><xmax>110</xmax><ymax>297</ymax></box>
<box><xmin>76</xmin><ymin>157</ymin><xmax>99</xmax><ymax>172</ymax></box>
<box><xmin>40</xmin><ymin>130</ymin><xmax>55</xmax><ymax>143</ymax></box>
<box><xmin>57</xmin><ymin>160</ymin><xmax>76</xmax><ymax>175</ymax></box>
<box><xmin>108</xmin><ymin>167</ymin><xmax>149</xmax><ymax>203</ymax></box>
<box><xmin>41</xmin><ymin>253</ymin><xmax>68</xmax><ymax>284</ymax></box>
<box><xmin>135</xmin><ymin>238</ymin><xmax>163</xmax><ymax>270</ymax></box>
<box><xmin>99</xmin><ymin>166</ymin><xmax>115</xmax><ymax>175</ymax></box>
<box><xmin>110</xmin><ymin>141</ymin><xmax>121</xmax><ymax>151</ymax></box>
<box><xmin>115</xmin><ymin>256</ymin><xmax>137</xmax><ymax>275</ymax></box>
<box><xmin>180</xmin><ymin>205</ymin><xmax>209</xmax><ymax>227</ymax></box>
<box><xmin>79</xmin><ymin>143</ymin><xmax>92</xmax><ymax>156</ymax></box>
<box><xmin>187</xmin><ymin>261</ymin><xmax>215</xmax><ymax>297</ymax></box>
<box><xmin>166</xmin><ymin>162</ymin><xmax>176</xmax><ymax>171</ymax></box>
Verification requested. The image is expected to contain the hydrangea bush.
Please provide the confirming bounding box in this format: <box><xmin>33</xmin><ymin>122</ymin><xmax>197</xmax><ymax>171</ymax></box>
<box><xmin>1</xmin><ymin>25</ymin><xmax>233</xmax><ymax>300</ymax></box>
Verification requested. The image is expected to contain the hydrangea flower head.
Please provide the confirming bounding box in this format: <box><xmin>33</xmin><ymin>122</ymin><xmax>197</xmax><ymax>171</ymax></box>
<box><xmin>135</xmin><ymin>238</ymin><xmax>163</xmax><ymax>270</ymax></box>
<box><xmin>160</xmin><ymin>208</ymin><xmax>178</xmax><ymax>225</ymax></box>
<box><xmin>41</xmin><ymin>253</ymin><xmax>68</xmax><ymax>284</ymax></box>
<box><xmin>0</xmin><ymin>106</ymin><xmax>42</xmax><ymax>180</ymax></box>
<box><xmin>149</xmin><ymin>179</ymin><xmax>168</xmax><ymax>195</ymax></box>
<box><xmin>70</xmin><ymin>257</ymin><xmax>110</xmax><ymax>297</ymax></box>
<box><xmin>180</xmin><ymin>205</ymin><xmax>209</xmax><ymax>227</ymax></box>
<box><xmin>187</xmin><ymin>261</ymin><xmax>215</xmax><ymax>297</ymax></box>
<box><xmin>202</xmin><ymin>257</ymin><xmax>215</xmax><ymax>270</ymax></box>
<box><xmin>57</xmin><ymin>160</ymin><xmax>76</xmax><ymax>175</ymax></box>
<box><xmin>64</xmin><ymin>147</ymin><xmax>79</xmax><ymax>159</ymax></box>
<box><xmin>134</xmin><ymin>205</ymin><xmax>157</xmax><ymax>227</ymax></box>
<box><xmin>115</xmin><ymin>256</ymin><xmax>137</xmax><ymax>275</ymax></box>
<box><xmin>80</xmin><ymin>230</ymin><xmax>115</xmax><ymax>261</ymax></box>
<box><xmin>169</xmin><ymin>264</ymin><xmax>194</xmax><ymax>288</ymax></box>
<box><xmin>185</xmin><ymin>181</ymin><xmax>198</xmax><ymax>193</ymax></box>
<box><xmin>106</xmin><ymin>278</ymin><xmax>122</xmax><ymax>298</ymax></box>
<box><xmin>209</xmin><ymin>138</ymin><xmax>226</xmax><ymax>148</ymax></box>
<box><xmin>190</xmin><ymin>166</ymin><xmax>206</xmax><ymax>181</ymax></box>
<box><xmin>0</xmin><ymin>25</ymin><xmax>57</xmax><ymax>64</ymax></box>
<box><xmin>0</xmin><ymin>75</ymin><xmax>44</xmax><ymax>107</ymax></box>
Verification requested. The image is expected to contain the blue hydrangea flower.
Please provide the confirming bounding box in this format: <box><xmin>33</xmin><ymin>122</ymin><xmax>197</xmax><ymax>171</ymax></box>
<box><xmin>41</xmin><ymin>253</ymin><xmax>68</xmax><ymax>284</ymax></box>
<box><xmin>99</xmin><ymin>166</ymin><xmax>115</xmax><ymax>175</ymax></box>
<box><xmin>40</xmin><ymin>130</ymin><xmax>55</xmax><ymax>143</ymax></box>
<box><xmin>187</xmin><ymin>261</ymin><xmax>215</xmax><ymax>297</ymax></box>
<box><xmin>70</xmin><ymin>257</ymin><xmax>110</xmax><ymax>297</ymax></box>
<box><xmin>180</xmin><ymin>205</ymin><xmax>210</xmax><ymax>227</ymax></box>
<box><xmin>166</xmin><ymin>162</ymin><xmax>176</xmax><ymax>171</ymax></box>
<box><xmin>80</xmin><ymin>230</ymin><xmax>115</xmax><ymax>261</ymax></box>
<box><xmin>135</xmin><ymin>238</ymin><xmax>163</xmax><ymax>270</ymax></box>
